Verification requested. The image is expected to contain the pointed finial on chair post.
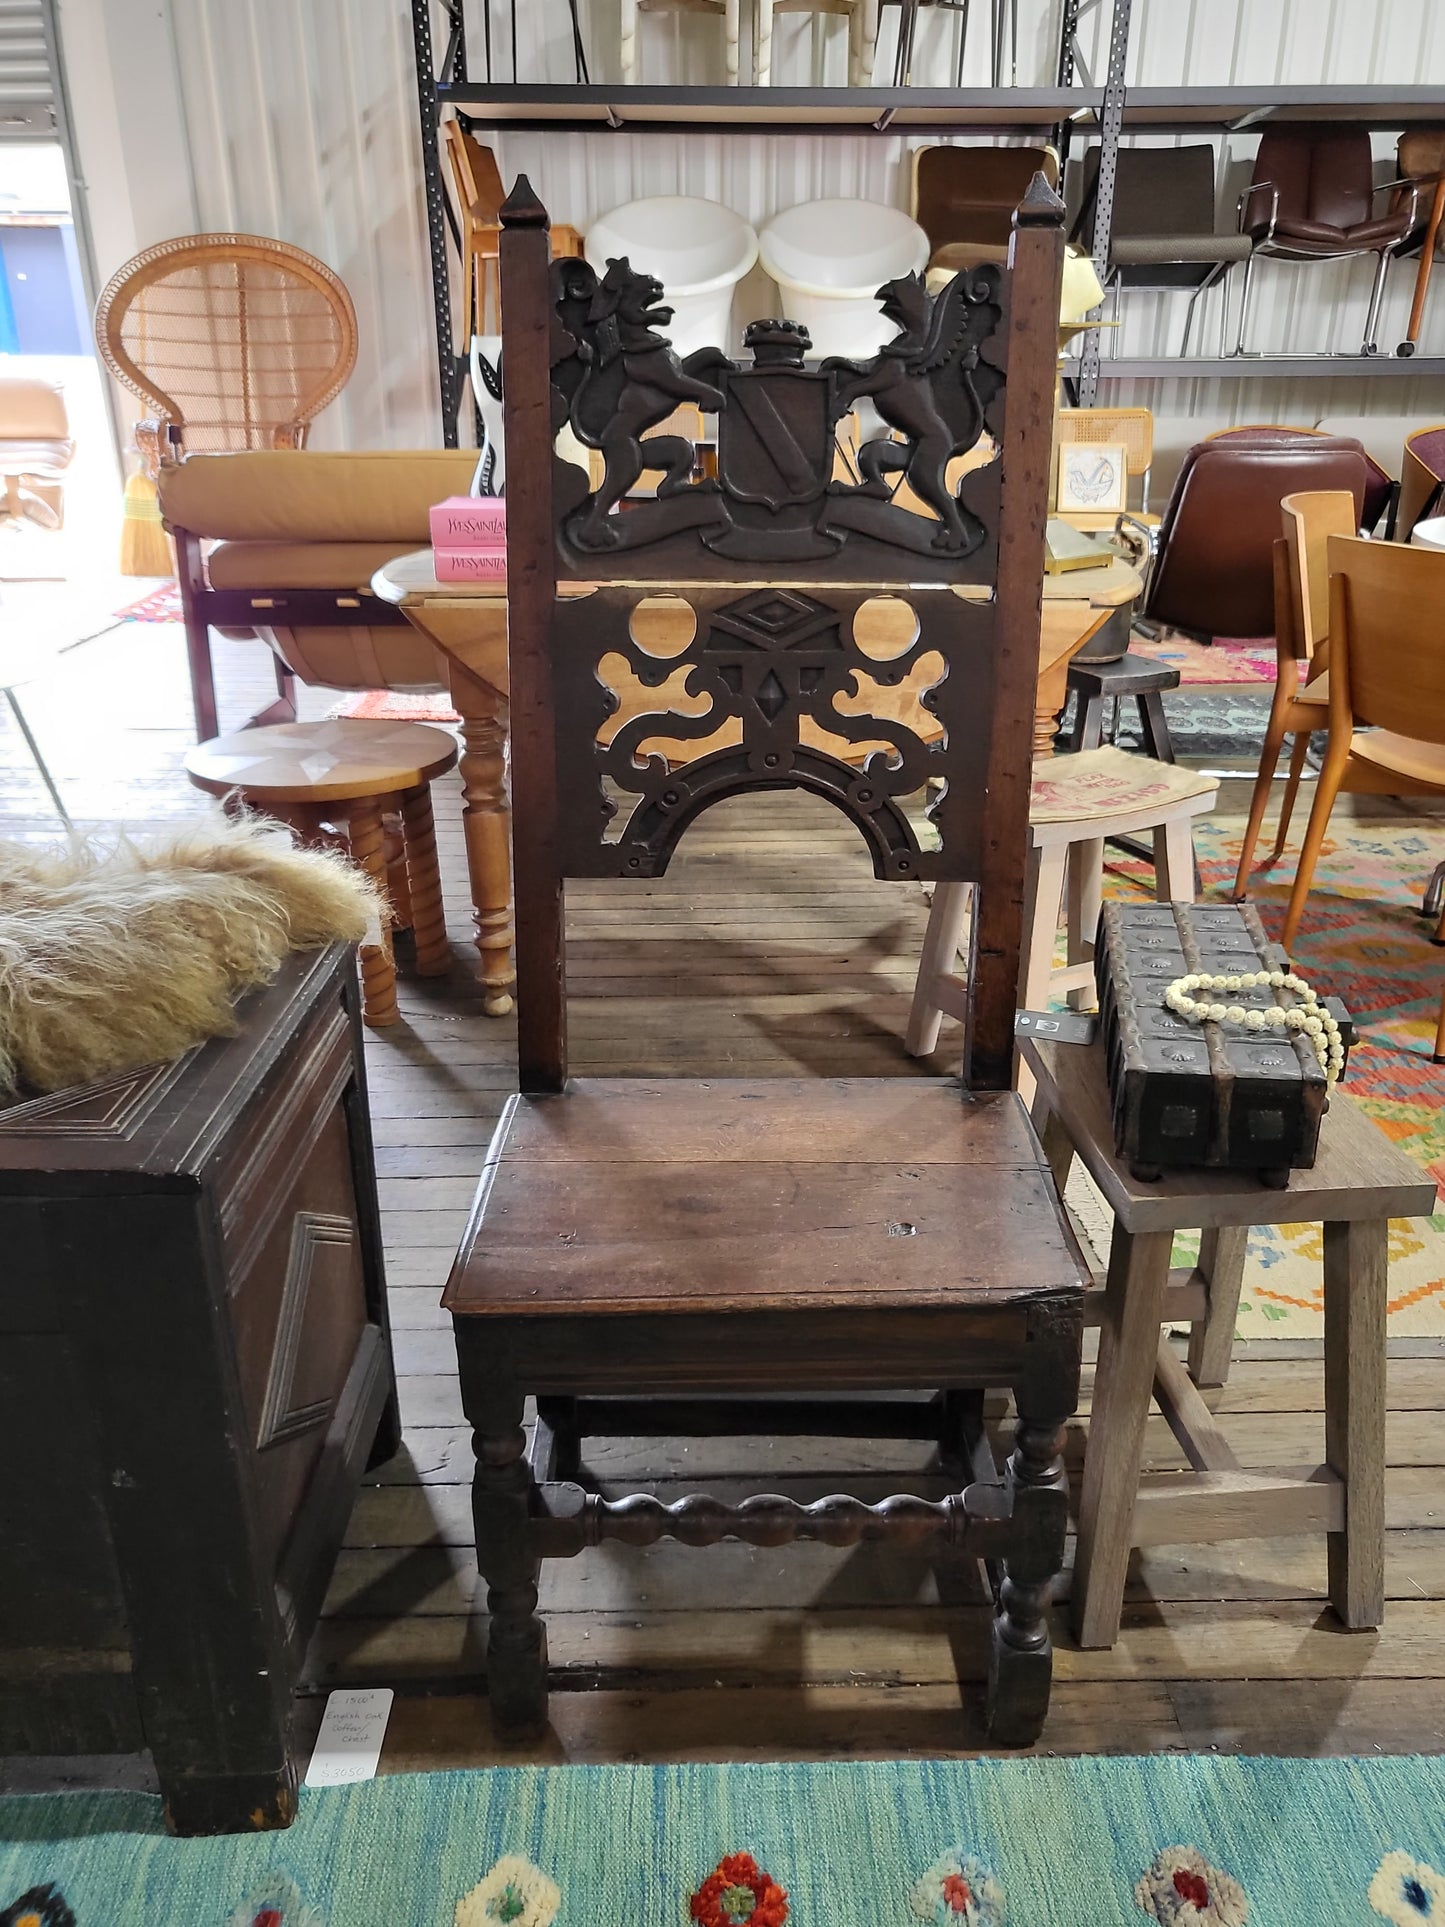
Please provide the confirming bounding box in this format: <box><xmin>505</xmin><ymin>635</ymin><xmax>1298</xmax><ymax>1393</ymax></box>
<box><xmin>501</xmin><ymin>173</ymin><xmax>550</xmax><ymax>229</ymax></box>
<box><xmin>1012</xmin><ymin>170</ymin><xmax>1068</xmax><ymax>229</ymax></box>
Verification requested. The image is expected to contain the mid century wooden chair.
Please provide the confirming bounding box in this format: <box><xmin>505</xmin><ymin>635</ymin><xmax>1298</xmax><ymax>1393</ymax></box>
<box><xmin>444</xmin><ymin>173</ymin><xmax>1086</xmax><ymax>1745</ymax></box>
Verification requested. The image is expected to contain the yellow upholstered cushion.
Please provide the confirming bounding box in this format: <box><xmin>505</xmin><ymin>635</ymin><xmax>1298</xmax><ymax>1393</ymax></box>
<box><xmin>158</xmin><ymin>449</ymin><xmax>478</xmax><ymax>542</ymax></box>
<box><xmin>206</xmin><ymin>540</ymin><xmax>415</xmax><ymax>592</ymax></box>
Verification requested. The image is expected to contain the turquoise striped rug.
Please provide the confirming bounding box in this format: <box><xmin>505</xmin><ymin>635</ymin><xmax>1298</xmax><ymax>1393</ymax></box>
<box><xmin>3</xmin><ymin>1754</ymin><xmax>1445</xmax><ymax>1926</ymax></box>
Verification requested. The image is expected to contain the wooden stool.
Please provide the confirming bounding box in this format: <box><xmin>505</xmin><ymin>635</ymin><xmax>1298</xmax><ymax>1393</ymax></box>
<box><xmin>1066</xmin><ymin>652</ymin><xmax>1180</xmax><ymax>761</ymax></box>
<box><xmin>907</xmin><ymin>746</ymin><xmax>1219</xmax><ymax>1058</ymax></box>
<box><xmin>185</xmin><ymin>720</ymin><xmax>459</xmax><ymax>1028</ymax></box>
<box><xmin>1021</xmin><ymin>1033</ymin><xmax>1436</xmax><ymax>1650</ymax></box>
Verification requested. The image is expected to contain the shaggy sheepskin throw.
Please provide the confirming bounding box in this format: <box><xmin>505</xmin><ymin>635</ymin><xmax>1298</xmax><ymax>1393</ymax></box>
<box><xmin>0</xmin><ymin>814</ymin><xmax>381</xmax><ymax>1099</ymax></box>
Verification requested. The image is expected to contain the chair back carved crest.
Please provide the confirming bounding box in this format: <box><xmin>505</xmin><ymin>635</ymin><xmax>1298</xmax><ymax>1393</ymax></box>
<box><xmin>500</xmin><ymin>173</ymin><xmax>1064</xmax><ymax>1097</ymax></box>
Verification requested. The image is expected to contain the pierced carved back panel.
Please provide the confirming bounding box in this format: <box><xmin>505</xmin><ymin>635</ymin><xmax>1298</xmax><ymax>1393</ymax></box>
<box><xmin>498</xmin><ymin>171</ymin><xmax>1066</xmax><ymax>1091</ymax></box>
<box><xmin>554</xmin><ymin>584</ymin><xmax>997</xmax><ymax>881</ymax></box>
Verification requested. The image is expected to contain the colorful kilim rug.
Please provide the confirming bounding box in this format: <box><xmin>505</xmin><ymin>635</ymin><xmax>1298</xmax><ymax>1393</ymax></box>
<box><xmin>331</xmin><ymin>689</ymin><xmax>461</xmax><ymax>724</ymax></box>
<box><xmin>1071</xmin><ymin>810</ymin><xmax>1445</xmax><ymax>1338</ymax></box>
<box><xmin>1130</xmin><ymin>635</ymin><xmax>1276</xmax><ymax>686</ymax></box>
<box><xmin>113</xmin><ymin>581</ymin><xmax>182</xmax><ymax>623</ymax></box>
<box><xmin>4</xmin><ymin>1754</ymin><xmax>1445</xmax><ymax>1926</ymax></box>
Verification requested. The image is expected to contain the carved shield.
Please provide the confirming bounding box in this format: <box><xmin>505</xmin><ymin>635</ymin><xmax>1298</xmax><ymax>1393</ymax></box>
<box><xmin>717</xmin><ymin>366</ymin><xmax>833</xmax><ymax>512</ymax></box>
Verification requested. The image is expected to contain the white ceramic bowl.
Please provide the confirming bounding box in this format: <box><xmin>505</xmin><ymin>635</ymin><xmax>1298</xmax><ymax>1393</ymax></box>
<box><xmin>584</xmin><ymin>196</ymin><xmax>759</xmax><ymax>357</ymax></box>
<box><xmin>759</xmin><ymin>199</ymin><xmax>930</xmax><ymax>359</ymax></box>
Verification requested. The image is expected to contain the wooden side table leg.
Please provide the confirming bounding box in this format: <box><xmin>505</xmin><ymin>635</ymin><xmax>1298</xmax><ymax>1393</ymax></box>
<box><xmin>400</xmin><ymin>784</ymin><xmax>453</xmax><ymax>978</ymax></box>
<box><xmin>1064</xmin><ymin>836</ymin><xmax>1103</xmax><ymax>1012</ymax></box>
<box><xmin>1029</xmin><ymin>1092</ymin><xmax>1076</xmax><ymax>1197</ymax></box>
<box><xmin>450</xmin><ymin>664</ymin><xmax>516</xmax><ymax>1017</ymax></box>
<box><xmin>382</xmin><ymin>807</ymin><xmax>412</xmax><ymax>933</ymax></box>
<box><xmin>1073</xmin><ymin>1224</ymin><xmax>1173</xmax><ymax>1648</ymax></box>
<box><xmin>905</xmin><ymin>879</ymin><xmax>970</xmax><ymax>1057</ymax></box>
<box><xmin>1187</xmin><ymin>1225</ymin><xmax>1250</xmax><ymax>1389</ymax></box>
<box><xmin>1323</xmin><ymin>1217</ymin><xmax>1387</xmax><ymax>1629</ymax></box>
<box><xmin>346</xmin><ymin>798</ymin><xmax>400</xmax><ymax>1029</ymax></box>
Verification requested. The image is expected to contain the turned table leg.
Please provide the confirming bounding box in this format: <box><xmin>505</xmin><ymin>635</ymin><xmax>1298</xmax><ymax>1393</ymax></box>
<box><xmin>400</xmin><ymin>784</ymin><xmax>453</xmax><ymax>978</ymax></box>
<box><xmin>345</xmin><ymin>797</ymin><xmax>400</xmax><ymax>1029</ymax></box>
<box><xmin>449</xmin><ymin>663</ymin><xmax>516</xmax><ymax>1017</ymax></box>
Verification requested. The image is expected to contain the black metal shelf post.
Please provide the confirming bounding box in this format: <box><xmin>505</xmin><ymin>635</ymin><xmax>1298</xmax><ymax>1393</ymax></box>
<box><xmin>414</xmin><ymin>0</ymin><xmax>466</xmax><ymax>444</ymax></box>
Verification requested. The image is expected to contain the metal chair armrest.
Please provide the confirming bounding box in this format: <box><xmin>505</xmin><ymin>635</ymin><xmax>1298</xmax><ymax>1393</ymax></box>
<box><xmin>1238</xmin><ymin>180</ymin><xmax>1278</xmax><ymax>243</ymax></box>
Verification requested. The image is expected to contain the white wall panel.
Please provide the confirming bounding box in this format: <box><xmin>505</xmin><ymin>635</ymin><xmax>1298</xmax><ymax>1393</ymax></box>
<box><xmin>75</xmin><ymin>0</ymin><xmax>1445</xmax><ymax>449</ymax></box>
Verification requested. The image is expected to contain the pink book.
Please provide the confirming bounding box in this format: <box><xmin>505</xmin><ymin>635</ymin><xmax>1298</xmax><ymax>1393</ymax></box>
<box><xmin>434</xmin><ymin>545</ymin><xmax>507</xmax><ymax>584</ymax></box>
<box><xmin>430</xmin><ymin>496</ymin><xmax>506</xmax><ymax>547</ymax></box>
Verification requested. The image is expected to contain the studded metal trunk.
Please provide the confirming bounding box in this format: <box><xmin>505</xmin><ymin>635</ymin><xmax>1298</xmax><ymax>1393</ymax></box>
<box><xmin>1094</xmin><ymin>901</ymin><xmax>1330</xmax><ymax>1183</ymax></box>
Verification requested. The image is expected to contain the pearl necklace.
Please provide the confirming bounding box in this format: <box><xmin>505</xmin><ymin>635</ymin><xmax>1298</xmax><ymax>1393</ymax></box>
<box><xmin>1163</xmin><ymin>968</ymin><xmax>1344</xmax><ymax>1085</ymax></box>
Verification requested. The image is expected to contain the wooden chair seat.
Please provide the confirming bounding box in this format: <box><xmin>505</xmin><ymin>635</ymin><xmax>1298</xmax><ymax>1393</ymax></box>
<box><xmin>185</xmin><ymin>719</ymin><xmax>459</xmax><ymax>1028</ymax></box>
<box><xmin>1347</xmin><ymin>727</ymin><xmax>1445</xmax><ymax>787</ymax></box>
<box><xmin>445</xmin><ymin>1078</ymin><xmax>1086</xmax><ymax>1320</ymax></box>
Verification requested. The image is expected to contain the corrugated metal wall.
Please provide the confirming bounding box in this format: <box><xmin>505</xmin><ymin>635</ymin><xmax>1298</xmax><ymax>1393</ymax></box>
<box><xmin>160</xmin><ymin>0</ymin><xmax>1444</xmax><ymax>448</ymax></box>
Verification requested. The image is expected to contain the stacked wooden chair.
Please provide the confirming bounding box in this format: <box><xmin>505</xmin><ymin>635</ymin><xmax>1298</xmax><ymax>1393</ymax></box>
<box><xmin>442</xmin><ymin>173</ymin><xmax>1087</xmax><ymax>1743</ymax></box>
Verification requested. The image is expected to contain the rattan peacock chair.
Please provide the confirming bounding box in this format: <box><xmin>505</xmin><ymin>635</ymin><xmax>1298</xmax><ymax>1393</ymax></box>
<box><xmin>94</xmin><ymin>232</ymin><xmax>358</xmax><ymax>477</ymax></box>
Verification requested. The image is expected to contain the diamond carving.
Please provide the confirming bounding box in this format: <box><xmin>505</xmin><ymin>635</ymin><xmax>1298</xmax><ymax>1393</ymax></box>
<box><xmin>256</xmin><ymin>1211</ymin><xmax>355</xmax><ymax>1451</ymax></box>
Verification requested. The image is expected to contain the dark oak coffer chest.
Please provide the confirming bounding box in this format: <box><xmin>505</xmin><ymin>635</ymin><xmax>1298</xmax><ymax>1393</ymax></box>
<box><xmin>0</xmin><ymin>944</ymin><xmax>397</xmax><ymax>1835</ymax></box>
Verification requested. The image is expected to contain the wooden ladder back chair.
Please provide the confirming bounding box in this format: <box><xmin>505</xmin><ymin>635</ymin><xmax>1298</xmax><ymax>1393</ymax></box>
<box><xmin>444</xmin><ymin>172</ymin><xmax>1086</xmax><ymax>1747</ymax></box>
<box><xmin>95</xmin><ymin>233</ymin><xmax>358</xmax><ymax>467</ymax></box>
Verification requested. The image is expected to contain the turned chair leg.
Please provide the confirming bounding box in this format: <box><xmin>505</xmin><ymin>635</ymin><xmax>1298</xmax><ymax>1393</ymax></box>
<box><xmin>401</xmin><ymin>784</ymin><xmax>453</xmax><ymax>977</ymax></box>
<box><xmin>457</xmin><ymin>1340</ymin><xmax>550</xmax><ymax>1738</ymax></box>
<box><xmin>988</xmin><ymin>1374</ymin><xmax>1075</xmax><ymax>1744</ymax></box>
<box><xmin>345</xmin><ymin>798</ymin><xmax>400</xmax><ymax>1028</ymax></box>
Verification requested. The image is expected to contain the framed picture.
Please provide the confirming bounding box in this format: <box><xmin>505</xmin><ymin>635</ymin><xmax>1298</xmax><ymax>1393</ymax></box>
<box><xmin>1056</xmin><ymin>441</ymin><xmax>1128</xmax><ymax>515</ymax></box>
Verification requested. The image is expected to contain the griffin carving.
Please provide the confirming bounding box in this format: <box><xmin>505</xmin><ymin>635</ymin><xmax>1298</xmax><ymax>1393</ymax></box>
<box><xmin>824</xmin><ymin>269</ymin><xmax>1001</xmax><ymax>554</ymax></box>
<box><xmin>551</xmin><ymin>257</ymin><xmax>727</xmax><ymax>549</ymax></box>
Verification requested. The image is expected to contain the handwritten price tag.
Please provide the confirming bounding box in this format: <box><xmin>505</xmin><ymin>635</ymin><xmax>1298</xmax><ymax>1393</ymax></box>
<box><xmin>304</xmin><ymin>1687</ymin><xmax>394</xmax><ymax>1787</ymax></box>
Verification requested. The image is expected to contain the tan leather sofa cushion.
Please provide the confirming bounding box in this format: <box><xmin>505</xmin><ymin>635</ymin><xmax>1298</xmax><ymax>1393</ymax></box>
<box><xmin>206</xmin><ymin>540</ymin><xmax>416</xmax><ymax>592</ymax></box>
<box><xmin>158</xmin><ymin>449</ymin><xmax>479</xmax><ymax>542</ymax></box>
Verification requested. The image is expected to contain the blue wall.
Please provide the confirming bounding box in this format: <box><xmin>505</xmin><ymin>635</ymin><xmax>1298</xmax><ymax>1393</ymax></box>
<box><xmin>0</xmin><ymin>223</ymin><xmax>84</xmax><ymax>355</ymax></box>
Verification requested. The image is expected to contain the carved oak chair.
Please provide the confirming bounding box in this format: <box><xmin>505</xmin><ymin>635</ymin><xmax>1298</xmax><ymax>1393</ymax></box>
<box><xmin>444</xmin><ymin>174</ymin><xmax>1086</xmax><ymax>1745</ymax></box>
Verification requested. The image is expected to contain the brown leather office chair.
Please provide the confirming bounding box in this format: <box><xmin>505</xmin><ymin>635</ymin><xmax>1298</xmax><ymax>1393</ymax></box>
<box><xmin>913</xmin><ymin>143</ymin><xmax>1059</xmax><ymax>277</ymax></box>
<box><xmin>1136</xmin><ymin>431</ymin><xmax>1369</xmax><ymax>640</ymax></box>
<box><xmin>1072</xmin><ymin>145</ymin><xmax>1252</xmax><ymax>355</ymax></box>
<box><xmin>1234</xmin><ymin>126</ymin><xmax>1430</xmax><ymax>356</ymax></box>
<box><xmin>1208</xmin><ymin>423</ymin><xmax>1394</xmax><ymax>534</ymax></box>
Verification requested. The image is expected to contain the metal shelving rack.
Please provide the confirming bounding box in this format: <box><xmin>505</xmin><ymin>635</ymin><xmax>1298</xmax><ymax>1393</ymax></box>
<box><xmin>410</xmin><ymin>0</ymin><xmax>1443</xmax><ymax>439</ymax></box>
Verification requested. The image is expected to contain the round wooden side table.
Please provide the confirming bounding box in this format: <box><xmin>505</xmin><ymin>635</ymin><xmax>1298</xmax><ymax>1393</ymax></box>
<box><xmin>185</xmin><ymin>719</ymin><xmax>460</xmax><ymax>1027</ymax></box>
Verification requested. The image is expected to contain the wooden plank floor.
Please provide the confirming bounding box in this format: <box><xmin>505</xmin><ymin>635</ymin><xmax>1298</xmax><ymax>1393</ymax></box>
<box><xmin>6</xmin><ymin>618</ymin><xmax>1445</xmax><ymax>1765</ymax></box>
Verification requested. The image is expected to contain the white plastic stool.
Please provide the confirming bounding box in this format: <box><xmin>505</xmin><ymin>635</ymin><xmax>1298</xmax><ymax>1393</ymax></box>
<box><xmin>759</xmin><ymin>200</ymin><xmax>929</xmax><ymax>359</ymax></box>
<box><xmin>906</xmin><ymin>747</ymin><xmax>1219</xmax><ymax>1058</ymax></box>
<box><xmin>586</xmin><ymin>197</ymin><xmax>759</xmax><ymax>357</ymax></box>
